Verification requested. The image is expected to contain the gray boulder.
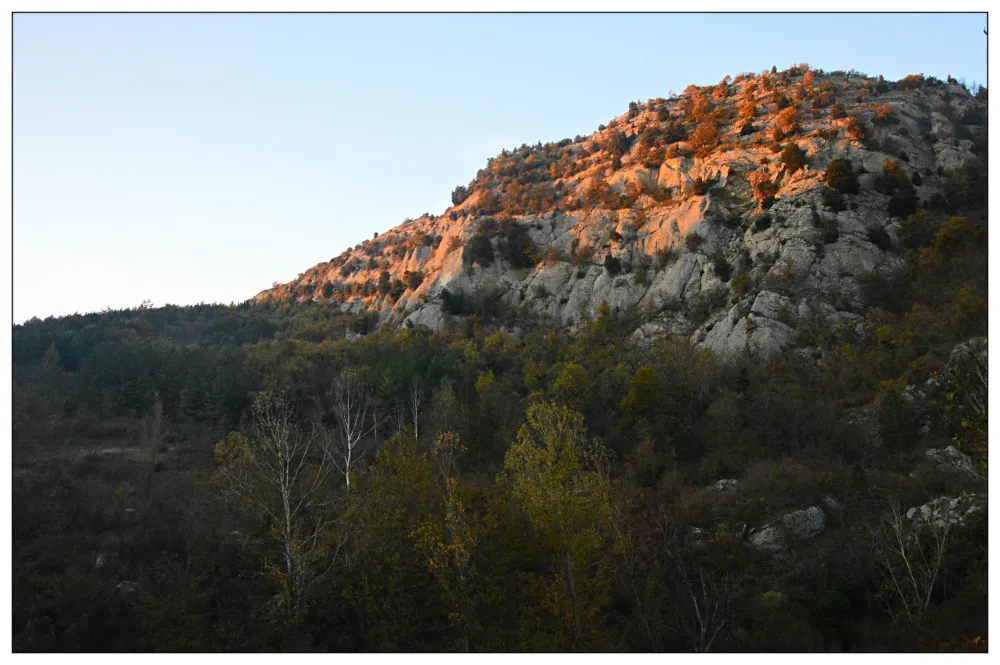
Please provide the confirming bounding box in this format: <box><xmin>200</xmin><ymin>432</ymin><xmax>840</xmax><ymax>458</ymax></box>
<box><xmin>748</xmin><ymin>506</ymin><xmax>827</xmax><ymax>555</ymax></box>
<box><xmin>906</xmin><ymin>493</ymin><xmax>985</xmax><ymax>530</ymax></box>
<box><xmin>781</xmin><ymin>506</ymin><xmax>827</xmax><ymax>539</ymax></box>
<box><xmin>925</xmin><ymin>445</ymin><xmax>978</xmax><ymax>478</ymax></box>
<box><xmin>709</xmin><ymin>479</ymin><xmax>740</xmax><ymax>493</ymax></box>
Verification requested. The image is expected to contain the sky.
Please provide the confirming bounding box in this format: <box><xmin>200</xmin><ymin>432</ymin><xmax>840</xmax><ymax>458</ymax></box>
<box><xmin>12</xmin><ymin>12</ymin><xmax>988</xmax><ymax>323</ymax></box>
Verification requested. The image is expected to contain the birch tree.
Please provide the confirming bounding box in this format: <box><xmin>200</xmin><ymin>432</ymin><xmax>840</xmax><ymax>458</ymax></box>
<box><xmin>328</xmin><ymin>369</ymin><xmax>377</xmax><ymax>492</ymax></box>
<box><xmin>871</xmin><ymin>500</ymin><xmax>951</xmax><ymax>624</ymax></box>
<box><xmin>409</xmin><ymin>378</ymin><xmax>423</xmax><ymax>443</ymax></box>
<box><xmin>214</xmin><ymin>392</ymin><xmax>343</xmax><ymax>626</ymax></box>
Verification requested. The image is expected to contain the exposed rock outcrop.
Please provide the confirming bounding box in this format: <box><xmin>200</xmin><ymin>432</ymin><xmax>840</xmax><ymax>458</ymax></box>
<box><xmin>748</xmin><ymin>506</ymin><xmax>827</xmax><ymax>555</ymax></box>
<box><xmin>925</xmin><ymin>445</ymin><xmax>978</xmax><ymax>478</ymax></box>
<box><xmin>253</xmin><ymin>68</ymin><xmax>986</xmax><ymax>364</ymax></box>
<box><xmin>906</xmin><ymin>494</ymin><xmax>985</xmax><ymax>529</ymax></box>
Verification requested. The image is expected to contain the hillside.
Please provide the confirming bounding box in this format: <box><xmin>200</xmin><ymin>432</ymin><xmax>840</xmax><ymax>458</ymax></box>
<box><xmin>255</xmin><ymin>65</ymin><xmax>987</xmax><ymax>360</ymax></box>
<box><xmin>13</xmin><ymin>64</ymin><xmax>988</xmax><ymax>653</ymax></box>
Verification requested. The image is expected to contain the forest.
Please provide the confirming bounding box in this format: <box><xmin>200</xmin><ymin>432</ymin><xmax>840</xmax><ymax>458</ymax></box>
<box><xmin>11</xmin><ymin>199</ymin><xmax>988</xmax><ymax>652</ymax></box>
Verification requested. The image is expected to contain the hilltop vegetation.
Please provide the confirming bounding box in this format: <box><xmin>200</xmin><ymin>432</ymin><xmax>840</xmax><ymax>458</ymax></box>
<box><xmin>12</xmin><ymin>65</ymin><xmax>988</xmax><ymax>652</ymax></box>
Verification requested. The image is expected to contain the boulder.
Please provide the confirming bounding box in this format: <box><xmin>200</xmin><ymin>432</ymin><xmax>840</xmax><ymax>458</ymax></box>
<box><xmin>709</xmin><ymin>479</ymin><xmax>740</xmax><ymax>493</ymax></box>
<box><xmin>748</xmin><ymin>524</ymin><xmax>787</xmax><ymax>555</ymax></box>
<box><xmin>748</xmin><ymin>506</ymin><xmax>827</xmax><ymax>555</ymax></box>
<box><xmin>906</xmin><ymin>494</ymin><xmax>985</xmax><ymax>530</ymax></box>
<box><xmin>925</xmin><ymin>445</ymin><xmax>978</xmax><ymax>478</ymax></box>
<box><xmin>781</xmin><ymin>506</ymin><xmax>826</xmax><ymax>539</ymax></box>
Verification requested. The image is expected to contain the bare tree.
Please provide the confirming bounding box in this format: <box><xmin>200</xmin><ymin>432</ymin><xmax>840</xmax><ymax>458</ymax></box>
<box><xmin>409</xmin><ymin>378</ymin><xmax>423</xmax><ymax>443</ymax></box>
<box><xmin>655</xmin><ymin>516</ymin><xmax>740</xmax><ymax>652</ymax></box>
<box><xmin>391</xmin><ymin>402</ymin><xmax>407</xmax><ymax>436</ymax></box>
<box><xmin>214</xmin><ymin>392</ymin><xmax>342</xmax><ymax>626</ymax></box>
<box><xmin>871</xmin><ymin>500</ymin><xmax>951</xmax><ymax>625</ymax></box>
<box><xmin>328</xmin><ymin>369</ymin><xmax>377</xmax><ymax>492</ymax></box>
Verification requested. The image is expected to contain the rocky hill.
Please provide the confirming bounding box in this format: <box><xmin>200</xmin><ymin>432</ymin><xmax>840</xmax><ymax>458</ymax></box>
<box><xmin>254</xmin><ymin>65</ymin><xmax>987</xmax><ymax>361</ymax></box>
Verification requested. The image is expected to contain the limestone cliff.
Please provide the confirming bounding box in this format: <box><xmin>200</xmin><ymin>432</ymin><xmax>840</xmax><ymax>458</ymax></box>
<box><xmin>254</xmin><ymin>66</ymin><xmax>987</xmax><ymax>360</ymax></box>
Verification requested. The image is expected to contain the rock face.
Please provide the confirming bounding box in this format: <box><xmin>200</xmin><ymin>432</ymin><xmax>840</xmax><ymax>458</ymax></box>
<box><xmin>925</xmin><ymin>445</ymin><xmax>978</xmax><ymax>478</ymax></box>
<box><xmin>749</xmin><ymin>506</ymin><xmax>827</xmax><ymax>555</ymax></box>
<box><xmin>906</xmin><ymin>494</ymin><xmax>985</xmax><ymax>529</ymax></box>
<box><xmin>253</xmin><ymin>69</ymin><xmax>986</xmax><ymax>362</ymax></box>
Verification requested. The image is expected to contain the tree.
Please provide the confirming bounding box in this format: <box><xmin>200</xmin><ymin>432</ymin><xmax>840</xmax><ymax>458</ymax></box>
<box><xmin>409</xmin><ymin>378</ymin><xmax>423</xmax><ymax>443</ymax></box>
<box><xmin>463</xmin><ymin>234</ymin><xmax>495</xmax><ymax>268</ymax></box>
<box><xmin>213</xmin><ymin>392</ymin><xmax>342</xmax><ymax>627</ymax></box>
<box><xmin>551</xmin><ymin>362</ymin><xmax>591</xmax><ymax>412</ymax></box>
<box><xmin>749</xmin><ymin>170</ymin><xmax>778</xmax><ymax>204</ymax></box>
<box><xmin>500</xmin><ymin>403</ymin><xmax>616</xmax><ymax>650</ymax></box>
<box><xmin>404</xmin><ymin>270</ymin><xmax>424</xmax><ymax>291</ymax></box>
<box><xmin>780</xmin><ymin>143</ymin><xmax>807</xmax><ymax>174</ymax></box>
<box><xmin>377</xmin><ymin>271</ymin><xmax>392</xmax><ymax>296</ymax></box>
<box><xmin>451</xmin><ymin>185</ymin><xmax>469</xmax><ymax>206</ymax></box>
<box><xmin>871</xmin><ymin>500</ymin><xmax>951</xmax><ymax>624</ymax></box>
<box><xmin>826</xmin><ymin>158</ymin><xmax>858</xmax><ymax>194</ymax></box>
<box><xmin>328</xmin><ymin>369</ymin><xmax>377</xmax><ymax>492</ymax></box>
<box><xmin>689</xmin><ymin>122</ymin><xmax>720</xmax><ymax>157</ymax></box>
<box><xmin>411</xmin><ymin>432</ymin><xmax>479</xmax><ymax>651</ymax></box>
<box><xmin>775</xmin><ymin>106</ymin><xmax>800</xmax><ymax>135</ymax></box>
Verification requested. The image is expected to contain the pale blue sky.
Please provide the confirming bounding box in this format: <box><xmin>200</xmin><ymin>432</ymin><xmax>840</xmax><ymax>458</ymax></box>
<box><xmin>13</xmin><ymin>12</ymin><xmax>987</xmax><ymax>322</ymax></box>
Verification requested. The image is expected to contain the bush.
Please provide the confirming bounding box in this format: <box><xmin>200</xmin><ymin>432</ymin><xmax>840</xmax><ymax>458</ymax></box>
<box><xmin>451</xmin><ymin>185</ymin><xmax>470</xmax><ymax>206</ymax></box>
<box><xmin>825</xmin><ymin>158</ymin><xmax>858</xmax><ymax>194</ymax></box>
<box><xmin>780</xmin><ymin>143</ymin><xmax>807</xmax><ymax>174</ymax></box>
<box><xmin>887</xmin><ymin>191</ymin><xmax>918</xmax><ymax>218</ymax></box>
<box><xmin>689</xmin><ymin>122</ymin><xmax>720</xmax><ymax>156</ymax></box>
<box><xmin>404</xmin><ymin>271</ymin><xmax>424</xmax><ymax>290</ymax></box>
<box><xmin>749</xmin><ymin>170</ymin><xmax>778</xmax><ymax>203</ymax></box>
<box><xmin>730</xmin><ymin>269</ymin><xmax>751</xmax><ymax>298</ymax></box>
<box><xmin>377</xmin><ymin>270</ymin><xmax>392</xmax><ymax>296</ymax></box>
<box><xmin>752</xmin><ymin>214</ymin><xmax>772</xmax><ymax>232</ymax></box>
<box><xmin>821</xmin><ymin>186</ymin><xmax>847</xmax><ymax>212</ymax></box>
<box><xmin>463</xmin><ymin>234</ymin><xmax>494</xmax><ymax>267</ymax></box>
<box><xmin>684</xmin><ymin>232</ymin><xmax>703</xmax><ymax>251</ymax></box>
<box><xmin>603</xmin><ymin>253</ymin><xmax>622</xmax><ymax>275</ymax></box>
<box><xmin>897</xmin><ymin>210</ymin><xmax>936</xmax><ymax>248</ymax></box>
<box><xmin>497</xmin><ymin>220</ymin><xmax>539</xmax><ymax>269</ymax></box>
<box><xmin>866</xmin><ymin>225</ymin><xmax>893</xmax><ymax>250</ymax></box>
<box><xmin>844</xmin><ymin>115</ymin><xmax>869</xmax><ymax>144</ymax></box>
<box><xmin>872</xmin><ymin>104</ymin><xmax>896</xmax><ymax>126</ymax></box>
<box><xmin>876</xmin><ymin>379</ymin><xmax>920</xmax><ymax>451</ymax></box>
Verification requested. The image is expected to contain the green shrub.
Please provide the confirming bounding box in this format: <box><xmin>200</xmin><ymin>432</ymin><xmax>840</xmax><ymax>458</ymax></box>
<box><xmin>730</xmin><ymin>269</ymin><xmax>751</xmax><ymax>298</ymax></box>
<box><xmin>404</xmin><ymin>271</ymin><xmax>424</xmax><ymax>290</ymax></box>
<box><xmin>825</xmin><ymin>158</ymin><xmax>858</xmax><ymax>194</ymax></box>
<box><xmin>821</xmin><ymin>186</ymin><xmax>847</xmax><ymax>212</ymax></box>
<box><xmin>463</xmin><ymin>234</ymin><xmax>495</xmax><ymax>267</ymax></box>
<box><xmin>497</xmin><ymin>220</ymin><xmax>539</xmax><ymax>269</ymax></box>
<box><xmin>377</xmin><ymin>270</ymin><xmax>392</xmax><ymax>295</ymax></box>
<box><xmin>603</xmin><ymin>254</ymin><xmax>622</xmax><ymax>275</ymax></box>
<box><xmin>451</xmin><ymin>185</ymin><xmax>469</xmax><ymax>206</ymax></box>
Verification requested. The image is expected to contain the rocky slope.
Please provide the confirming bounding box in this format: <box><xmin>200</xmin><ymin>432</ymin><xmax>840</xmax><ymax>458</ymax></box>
<box><xmin>254</xmin><ymin>65</ymin><xmax>987</xmax><ymax>360</ymax></box>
